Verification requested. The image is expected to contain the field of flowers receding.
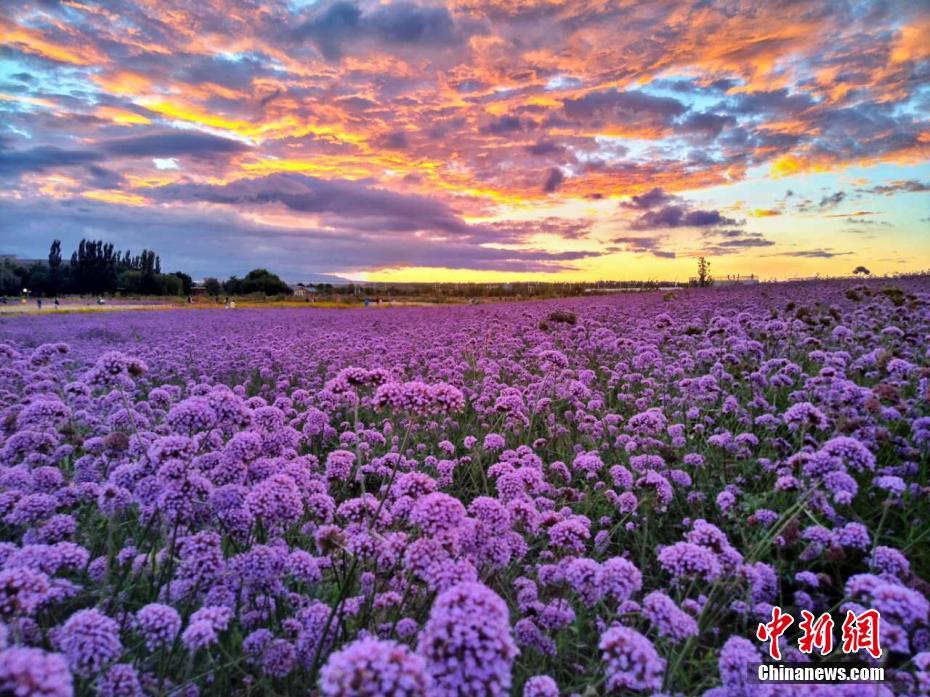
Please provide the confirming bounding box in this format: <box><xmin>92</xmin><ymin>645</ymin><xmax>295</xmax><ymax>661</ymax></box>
<box><xmin>0</xmin><ymin>278</ymin><xmax>928</xmax><ymax>696</ymax></box>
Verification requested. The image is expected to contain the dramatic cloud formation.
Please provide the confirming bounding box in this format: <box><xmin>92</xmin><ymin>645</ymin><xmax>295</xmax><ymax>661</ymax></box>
<box><xmin>610</xmin><ymin>235</ymin><xmax>676</xmax><ymax>259</ymax></box>
<box><xmin>620</xmin><ymin>187</ymin><xmax>740</xmax><ymax>234</ymax></box>
<box><xmin>630</xmin><ymin>206</ymin><xmax>738</xmax><ymax>230</ymax></box>
<box><xmin>862</xmin><ymin>180</ymin><xmax>930</xmax><ymax>195</ymax></box>
<box><xmin>0</xmin><ymin>0</ymin><xmax>927</xmax><ymax>280</ymax></box>
<box><xmin>621</xmin><ymin>188</ymin><xmax>678</xmax><ymax>211</ymax></box>
<box><xmin>0</xmin><ymin>133</ymin><xmax>247</xmax><ymax>177</ymax></box>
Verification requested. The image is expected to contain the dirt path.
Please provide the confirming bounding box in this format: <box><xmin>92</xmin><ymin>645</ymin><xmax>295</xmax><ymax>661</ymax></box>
<box><xmin>0</xmin><ymin>302</ymin><xmax>175</xmax><ymax>316</ymax></box>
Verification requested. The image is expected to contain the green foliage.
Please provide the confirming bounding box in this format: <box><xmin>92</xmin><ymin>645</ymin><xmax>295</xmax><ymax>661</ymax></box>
<box><xmin>224</xmin><ymin>268</ymin><xmax>292</xmax><ymax>296</ymax></box>
<box><xmin>118</xmin><ymin>270</ymin><xmax>183</xmax><ymax>296</ymax></box>
<box><xmin>173</xmin><ymin>272</ymin><xmax>193</xmax><ymax>296</ymax></box>
<box><xmin>1</xmin><ymin>239</ymin><xmax>196</xmax><ymax>297</ymax></box>
<box><xmin>203</xmin><ymin>277</ymin><xmax>222</xmax><ymax>297</ymax></box>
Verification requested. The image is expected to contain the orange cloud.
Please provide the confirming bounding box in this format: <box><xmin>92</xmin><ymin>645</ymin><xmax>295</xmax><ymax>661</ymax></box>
<box><xmin>95</xmin><ymin>106</ymin><xmax>151</xmax><ymax>125</ymax></box>
<box><xmin>92</xmin><ymin>71</ymin><xmax>154</xmax><ymax>96</ymax></box>
<box><xmin>824</xmin><ymin>210</ymin><xmax>878</xmax><ymax>219</ymax></box>
<box><xmin>82</xmin><ymin>190</ymin><xmax>149</xmax><ymax>206</ymax></box>
<box><xmin>891</xmin><ymin>18</ymin><xmax>930</xmax><ymax>63</ymax></box>
<box><xmin>0</xmin><ymin>20</ymin><xmax>104</xmax><ymax>65</ymax></box>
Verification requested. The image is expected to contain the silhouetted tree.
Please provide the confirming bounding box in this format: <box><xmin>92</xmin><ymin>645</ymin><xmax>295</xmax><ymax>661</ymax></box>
<box><xmin>224</xmin><ymin>269</ymin><xmax>291</xmax><ymax>296</ymax></box>
<box><xmin>853</xmin><ymin>265</ymin><xmax>871</xmax><ymax>276</ymax></box>
<box><xmin>71</xmin><ymin>238</ymin><xmax>118</xmax><ymax>294</ymax></box>
<box><xmin>173</xmin><ymin>272</ymin><xmax>192</xmax><ymax>295</ymax></box>
<box><xmin>697</xmin><ymin>257</ymin><xmax>712</xmax><ymax>287</ymax></box>
<box><xmin>48</xmin><ymin>240</ymin><xmax>61</xmax><ymax>269</ymax></box>
<box><xmin>203</xmin><ymin>277</ymin><xmax>222</xmax><ymax>297</ymax></box>
<box><xmin>48</xmin><ymin>240</ymin><xmax>62</xmax><ymax>295</ymax></box>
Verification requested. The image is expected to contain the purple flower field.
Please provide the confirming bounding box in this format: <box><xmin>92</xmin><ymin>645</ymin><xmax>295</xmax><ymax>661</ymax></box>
<box><xmin>0</xmin><ymin>278</ymin><xmax>928</xmax><ymax>696</ymax></box>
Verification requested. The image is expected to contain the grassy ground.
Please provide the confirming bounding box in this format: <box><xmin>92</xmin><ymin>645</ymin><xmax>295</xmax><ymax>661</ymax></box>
<box><xmin>0</xmin><ymin>297</ymin><xmax>460</xmax><ymax>316</ymax></box>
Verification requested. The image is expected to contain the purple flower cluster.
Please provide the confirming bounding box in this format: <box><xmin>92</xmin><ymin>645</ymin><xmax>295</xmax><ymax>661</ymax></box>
<box><xmin>417</xmin><ymin>582</ymin><xmax>518</xmax><ymax>696</ymax></box>
<box><xmin>0</xmin><ymin>647</ymin><xmax>73</xmax><ymax>697</ymax></box>
<box><xmin>373</xmin><ymin>381</ymin><xmax>465</xmax><ymax>414</ymax></box>
<box><xmin>134</xmin><ymin>603</ymin><xmax>180</xmax><ymax>651</ymax></box>
<box><xmin>320</xmin><ymin>637</ymin><xmax>430</xmax><ymax>696</ymax></box>
<box><xmin>57</xmin><ymin>608</ymin><xmax>122</xmax><ymax>677</ymax></box>
<box><xmin>599</xmin><ymin>624</ymin><xmax>665</xmax><ymax>692</ymax></box>
<box><xmin>658</xmin><ymin>542</ymin><xmax>722</xmax><ymax>582</ymax></box>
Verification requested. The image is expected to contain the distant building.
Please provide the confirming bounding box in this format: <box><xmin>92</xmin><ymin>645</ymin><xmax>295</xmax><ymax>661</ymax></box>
<box><xmin>713</xmin><ymin>274</ymin><xmax>759</xmax><ymax>287</ymax></box>
<box><xmin>191</xmin><ymin>282</ymin><xmax>208</xmax><ymax>296</ymax></box>
<box><xmin>290</xmin><ymin>283</ymin><xmax>317</xmax><ymax>298</ymax></box>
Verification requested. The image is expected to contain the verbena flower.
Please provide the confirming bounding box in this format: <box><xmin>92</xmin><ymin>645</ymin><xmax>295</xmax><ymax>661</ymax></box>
<box><xmin>97</xmin><ymin>663</ymin><xmax>142</xmax><ymax>697</ymax></box>
<box><xmin>598</xmin><ymin>624</ymin><xmax>664</xmax><ymax>692</ymax></box>
<box><xmin>600</xmin><ymin>557</ymin><xmax>642</xmax><ymax>603</ymax></box>
<box><xmin>409</xmin><ymin>492</ymin><xmax>467</xmax><ymax>535</ymax></box>
<box><xmin>261</xmin><ymin>639</ymin><xmax>296</xmax><ymax>678</ymax></box>
<box><xmin>244</xmin><ymin>473</ymin><xmax>304</xmax><ymax>530</ymax></box>
<box><xmin>870</xmin><ymin>546</ymin><xmax>910</xmax><ymax>578</ymax></box>
<box><xmin>0</xmin><ymin>646</ymin><xmax>73</xmax><ymax>697</ymax></box>
<box><xmin>58</xmin><ymin>608</ymin><xmax>123</xmax><ymax>676</ymax></box>
<box><xmin>642</xmin><ymin>591</ymin><xmax>698</xmax><ymax>642</ymax></box>
<box><xmin>134</xmin><ymin>603</ymin><xmax>181</xmax><ymax>651</ymax></box>
<box><xmin>783</xmin><ymin>402</ymin><xmax>829</xmax><ymax>431</ymax></box>
<box><xmin>417</xmin><ymin>582</ymin><xmax>518</xmax><ymax>696</ymax></box>
<box><xmin>522</xmin><ymin>675</ymin><xmax>558</xmax><ymax>697</ymax></box>
<box><xmin>320</xmin><ymin>637</ymin><xmax>430</xmax><ymax>696</ymax></box>
<box><xmin>716</xmin><ymin>636</ymin><xmax>768</xmax><ymax>697</ymax></box>
<box><xmin>0</xmin><ymin>567</ymin><xmax>50</xmax><ymax>616</ymax></box>
<box><xmin>181</xmin><ymin>606</ymin><xmax>233</xmax><ymax>651</ymax></box>
<box><xmin>658</xmin><ymin>542</ymin><xmax>721</xmax><ymax>582</ymax></box>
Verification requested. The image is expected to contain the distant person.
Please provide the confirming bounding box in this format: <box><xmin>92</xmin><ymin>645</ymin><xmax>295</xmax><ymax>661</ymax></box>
<box><xmin>224</xmin><ymin>296</ymin><xmax>230</xmax><ymax>308</ymax></box>
<box><xmin>364</xmin><ymin>298</ymin><xmax>369</xmax><ymax>308</ymax></box>
<box><xmin>187</xmin><ymin>295</ymin><xmax>193</xmax><ymax>304</ymax></box>
<box><xmin>54</xmin><ymin>297</ymin><xmax>60</xmax><ymax>308</ymax></box>
<box><xmin>36</xmin><ymin>297</ymin><xmax>42</xmax><ymax>310</ymax></box>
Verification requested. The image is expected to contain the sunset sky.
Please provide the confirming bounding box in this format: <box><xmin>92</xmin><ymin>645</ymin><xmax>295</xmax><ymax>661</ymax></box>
<box><xmin>0</xmin><ymin>0</ymin><xmax>928</xmax><ymax>282</ymax></box>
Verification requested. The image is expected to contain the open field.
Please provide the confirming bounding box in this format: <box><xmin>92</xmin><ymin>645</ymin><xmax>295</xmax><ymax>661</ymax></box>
<box><xmin>0</xmin><ymin>276</ymin><xmax>928</xmax><ymax>695</ymax></box>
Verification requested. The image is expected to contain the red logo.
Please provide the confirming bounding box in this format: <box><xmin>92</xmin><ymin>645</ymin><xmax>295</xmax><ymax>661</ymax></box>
<box><xmin>756</xmin><ymin>606</ymin><xmax>794</xmax><ymax>660</ymax></box>
<box><xmin>755</xmin><ymin>606</ymin><xmax>882</xmax><ymax>660</ymax></box>
<box><xmin>841</xmin><ymin>609</ymin><xmax>882</xmax><ymax>659</ymax></box>
<box><xmin>798</xmin><ymin>610</ymin><xmax>834</xmax><ymax>655</ymax></box>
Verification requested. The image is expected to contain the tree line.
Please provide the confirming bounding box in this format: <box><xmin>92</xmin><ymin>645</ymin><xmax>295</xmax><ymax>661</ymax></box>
<box><xmin>204</xmin><ymin>268</ymin><xmax>290</xmax><ymax>297</ymax></box>
<box><xmin>1</xmin><ymin>239</ymin><xmax>192</xmax><ymax>297</ymax></box>
<box><xmin>1</xmin><ymin>240</ymin><xmax>291</xmax><ymax>298</ymax></box>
